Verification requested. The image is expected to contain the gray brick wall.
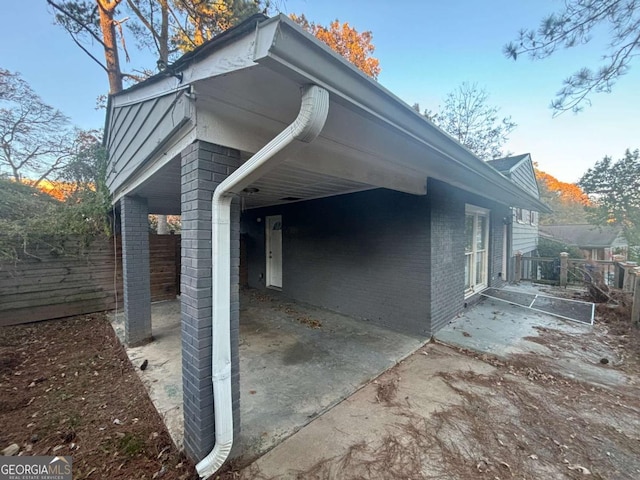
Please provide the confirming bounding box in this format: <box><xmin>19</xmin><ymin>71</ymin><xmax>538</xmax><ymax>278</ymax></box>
<box><xmin>120</xmin><ymin>195</ymin><xmax>152</xmax><ymax>346</ymax></box>
<box><xmin>243</xmin><ymin>181</ymin><xmax>514</xmax><ymax>340</ymax></box>
<box><xmin>428</xmin><ymin>180</ymin><xmax>465</xmax><ymax>334</ymax></box>
<box><xmin>428</xmin><ymin>179</ymin><xmax>511</xmax><ymax>332</ymax></box>
<box><xmin>180</xmin><ymin>141</ymin><xmax>242</xmax><ymax>461</ymax></box>
<box><xmin>243</xmin><ymin>189</ymin><xmax>432</xmax><ymax>337</ymax></box>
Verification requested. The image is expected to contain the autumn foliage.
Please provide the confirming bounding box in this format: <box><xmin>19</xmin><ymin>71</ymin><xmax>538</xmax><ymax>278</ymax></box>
<box><xmin>534</xmin><ymin>166</ymin><xmax>590</xmax><ymax>224</ymax></box>
<box><xmin>290</xmin><ymin>14</ymin><xmax>381</xmax><ymax>79</ymax></box>
<box><xmin>534</xmin><ymin>168</ymin><xmax>590</xmax><ymax>205</ymax></box>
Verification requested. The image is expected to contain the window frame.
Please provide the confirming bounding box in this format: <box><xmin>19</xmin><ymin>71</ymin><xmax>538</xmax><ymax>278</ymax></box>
<box><xmin>464</xmin><ymin>204</ymin><xmax>490</xmax><ymax>298</ymax></box>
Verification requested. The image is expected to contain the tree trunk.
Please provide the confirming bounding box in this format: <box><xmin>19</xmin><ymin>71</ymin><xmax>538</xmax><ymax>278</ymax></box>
<box><xmin>157</xmin><ymin>215</ymin><xmax>169</xmax><ymax>234</ymax></box>
<box><xmin>97</xmin><ymin>0</ymin><xmax>124</xmax><ymax>94</ymax></box>
<box><xmin>159</xmin><ymin>0</ymin><xmax>170</xmax><ymax>63</ymax></box>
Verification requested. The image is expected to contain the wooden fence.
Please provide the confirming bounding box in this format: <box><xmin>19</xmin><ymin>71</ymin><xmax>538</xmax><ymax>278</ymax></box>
<box><xmin>0</xmin><ymin>234</ymin><xmax>180</xmax><ymax>327</ymax></box>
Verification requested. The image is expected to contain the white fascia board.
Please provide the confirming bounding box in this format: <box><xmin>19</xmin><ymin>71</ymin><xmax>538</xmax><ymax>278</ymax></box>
<box><xmin>112</xmin><ymin>33</ymin><xmax>258</xmax><ymax>109</ymax></box>
<box><xmin>254</xmin><ymin>15</ymin><xmax>549</xmax><ymax>213</ymax></box>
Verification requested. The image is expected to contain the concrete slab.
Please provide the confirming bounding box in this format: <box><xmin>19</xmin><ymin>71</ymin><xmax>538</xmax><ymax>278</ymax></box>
<box><xmin>244</xmin><ymin>343</ymin><xmax>496</xmax><ymax>478</ymax></box>
<box><xmin>435</xmin><ymin>283</ymin><xmax>632</xmax><ymax>390</ymax></box>
<box><xmin>110</xmin><ymin>289</ymin><xmax>426</xmax><ymax>460</ymax></box>
<box><xmin>237</xmin><ymin>289</ymin><xmax>426</xmax><ymax>460</ymax></box>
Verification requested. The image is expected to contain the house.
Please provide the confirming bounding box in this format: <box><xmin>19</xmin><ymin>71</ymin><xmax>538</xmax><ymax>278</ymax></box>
<box><xmin>104</xmin><ymin>14</ymin><xmax>549</xmax><ymax>477</ymax></box>
<box><xmin>487</xmin><ymin>153</ymin><xmax>541</xmax><ymax>279</ymax></box>
<box><xmin>540</xmin><ymin>224</ymin><xmax>628</xmax><ymax>260</ymax></box>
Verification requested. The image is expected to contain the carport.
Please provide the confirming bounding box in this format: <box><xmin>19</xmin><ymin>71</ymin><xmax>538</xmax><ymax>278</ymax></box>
<box><xmin>104</xmin><ymin>13</ymin><xmax>549</xmax><ymax>478</ymax></box>
<box><xmin>111</xmin><ymin>289</ymin><xmax>423</xmax><ymax>462</ymax></box>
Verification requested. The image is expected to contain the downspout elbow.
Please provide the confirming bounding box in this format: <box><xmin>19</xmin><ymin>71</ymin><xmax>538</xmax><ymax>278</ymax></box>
<box><xmin>196</xmin><ymin>84</ymin><xmax>329</xmax><ymax>480</ymax></box>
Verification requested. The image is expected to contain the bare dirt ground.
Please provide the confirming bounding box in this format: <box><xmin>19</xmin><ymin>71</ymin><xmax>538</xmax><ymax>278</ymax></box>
<box><xmin>0</xmin><ymin>313</ymin><xmax>196</xmax><ymax>480</ymax></box>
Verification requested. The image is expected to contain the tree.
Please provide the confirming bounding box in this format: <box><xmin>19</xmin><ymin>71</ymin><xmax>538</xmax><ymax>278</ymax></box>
<box><xmin>579</xmin><ymin>148</ymin><xmax>640</xmax><ymax>245</ymax></box>
<box><xmin>534</xmin><ymin>167</ymin><xmax>589</xmax><ymax>224</ymax></box>
<box><xmin>290</xmin><ymin>14</ymin><xmax>381</xmax><ymax>79</ymax></box>
<box><xmin>48</xmin><ymin>0</ymin><xmax>266</xmax><ymax>93</ymax></box>
<box><xmin>0</xmin><ymin>132</ymin><xmax>111</xmax><ymax>262</ymax></box>
<box><xmin>170</xmin><ymin>0</ymin><xmax>262</xmax><ymax>54</ymax></box>
<box><xmin>47</xmin><ymin>0</ymin><xmax>126</xmax><ymax>94</ymax></box>
<box><xmin>49</xmin><ymin>0</ymin><xmax>265</xmax><ymax>232</ymax></box>
<box><xmin>504</xmin><ymin>0</ymin><xmax>640</xmax><ymax>115</ymax></box>
<box><xmin>417</xmin><ymin>82</ymin><xmax>516</xmax><ymax>160</ymax></box>
<box><xmin>0</xmin><ymin>69</ymin><xmax>75</xmax><ymax>186</ymax></box>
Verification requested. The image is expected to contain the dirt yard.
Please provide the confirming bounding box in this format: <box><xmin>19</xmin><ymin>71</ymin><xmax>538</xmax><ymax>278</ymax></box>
<box><xmin>0</xmin><ymin>313</ymin><xmax>196</xmax><ymax>480</ymax></box>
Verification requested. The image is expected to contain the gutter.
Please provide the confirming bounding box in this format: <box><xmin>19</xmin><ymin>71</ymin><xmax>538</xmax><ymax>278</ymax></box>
<box><xmin>254</xmin><ymin>16</ymin><xmax>551</xmax><ymax>214</ymax></box>
<box><xmin>195</xmin><ymin>84</ymin><xmax>330</xmax><ymax>479</ymax></box>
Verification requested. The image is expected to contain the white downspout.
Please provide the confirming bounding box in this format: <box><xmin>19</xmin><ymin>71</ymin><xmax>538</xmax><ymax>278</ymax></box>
<box><xmin>196</xmin><ymin>84</ymin><xmax>330</xmax><ymax>479</ymax></box>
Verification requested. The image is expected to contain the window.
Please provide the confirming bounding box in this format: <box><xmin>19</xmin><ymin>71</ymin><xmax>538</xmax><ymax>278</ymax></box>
<box><xmin>515</xmin><ymin>208</ymin><xmax>524</xmax><ymax>223</ymax></box>
<box><xmin>465</xmin><ymin>205</ymin><xmax>490</xmax><ymax>296</ymax></box>
<box><xmin>529</xmin><ymin>210</ymin><xmax>536</xmax><ymax>225</ymax></box>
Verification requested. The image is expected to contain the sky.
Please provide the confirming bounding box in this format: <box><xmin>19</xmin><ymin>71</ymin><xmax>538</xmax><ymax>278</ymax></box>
<box><xmin>1</xmin><ymin>1</ymin><xmax>638</xmax><ymax>183</ymax></box>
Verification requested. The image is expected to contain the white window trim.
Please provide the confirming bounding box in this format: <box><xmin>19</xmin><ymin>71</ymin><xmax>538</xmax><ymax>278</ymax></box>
<box><xmin>464</xmin><ymin>204</ymin><xmax>490</xmax><ymax>298</ymax></box>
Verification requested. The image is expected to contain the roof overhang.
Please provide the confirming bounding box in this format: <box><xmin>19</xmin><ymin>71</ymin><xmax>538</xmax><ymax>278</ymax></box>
<box><xmin>106</xmin><ymin>14</ymin><xmax>550</xmax><ymax>214</ymax></box>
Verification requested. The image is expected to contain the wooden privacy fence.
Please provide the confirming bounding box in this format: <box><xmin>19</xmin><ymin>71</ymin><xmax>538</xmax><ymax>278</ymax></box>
<box><xmin>0</xmin><ymin>234</ymin><xmax>180</xmax><ymax>327</ymax></box>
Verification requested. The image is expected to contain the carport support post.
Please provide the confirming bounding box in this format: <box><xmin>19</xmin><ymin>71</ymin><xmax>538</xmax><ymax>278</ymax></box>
<box><xmin>560</xmin><ymin>252</ymin><xmax>569</xmax><ymax>287</ymax></box>
<box><xmin>180</xmin><ymin>141</ymin><xmax>242</xmax><ymax>461</ymax></box>
<box><xmin>120</xmin><ymin>195</ymin><xmax>152</xmax><ymax>346</ymax></box>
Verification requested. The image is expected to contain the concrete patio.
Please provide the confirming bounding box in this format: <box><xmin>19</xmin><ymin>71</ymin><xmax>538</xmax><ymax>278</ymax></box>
<box><xmin>110</xmin><ymin>288</ymin><xmax>426</xmax><ymax>461</ymax></box>
<box><xmin>435</xmin><ymin>282</ymin><xmax>630</xmax><ymax>389</ymax></box>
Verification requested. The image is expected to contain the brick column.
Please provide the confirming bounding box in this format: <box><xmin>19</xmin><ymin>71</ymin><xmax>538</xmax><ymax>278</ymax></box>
<box><xmin>120</xmin><ymin>196</ymin><xmax>152</xmax><ymax>346</ymax></box>
<box><xmin>181</xmin><ymin>141</ymin><xmax>242</xmax><ymax>461</ymax></box>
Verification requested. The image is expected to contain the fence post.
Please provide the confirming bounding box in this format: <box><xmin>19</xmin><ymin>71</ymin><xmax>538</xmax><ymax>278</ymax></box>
<box><xmin>614</xmin><ymin>261</ymin><xmax>623</xmax><ymax>289</ymax></box>
<box><xmin>560</xmin><ymin>252</ymin><xmax>569</xmax><ymax>287</ymax></box>
<box><xmin>632</xmin><ymin>271</ymin><xmax>640</xmax><ymax>326</ymax></box>
<box><xmin>514</xmin><ymin>252</ymin><xmax>522</xmax><ymax>283</ymax></box>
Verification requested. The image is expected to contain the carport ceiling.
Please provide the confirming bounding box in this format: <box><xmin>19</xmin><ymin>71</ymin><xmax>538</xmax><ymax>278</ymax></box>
<box><xmin>132</xmin><ymin>152</ymin><xmax>376</xmax><ymax>215</ymax></box>
<box><xmin>130</xmin><ymin>66</ymin><xmax>431</xmax><ymax>215</ymax></box>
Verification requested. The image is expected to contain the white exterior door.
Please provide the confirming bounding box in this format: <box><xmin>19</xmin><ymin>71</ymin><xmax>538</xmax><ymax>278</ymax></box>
<box><xmin>465</xmin><ymin>205</ymin><xmax>489</xmax><ymax>297</ymax></box>
<box><xmin>266</xmin><ymin>215</ymin><xmax>283</xmax><ymax>288</ymax></box>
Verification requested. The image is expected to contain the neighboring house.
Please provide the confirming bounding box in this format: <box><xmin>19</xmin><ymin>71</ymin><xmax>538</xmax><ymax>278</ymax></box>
<box><xmin>540</xmin><ymin>224</ymin><xmax>628</xmax><ymax>260</ymax></box>
<box><xmin>487</xmin><ymin>153</ymin><xmax>541</xmax><ymax>279</ymax></box>
<box><xmin>104</xmin><ymin>14</ymin><xmax>549</xmax><ymax>475</ymax></box>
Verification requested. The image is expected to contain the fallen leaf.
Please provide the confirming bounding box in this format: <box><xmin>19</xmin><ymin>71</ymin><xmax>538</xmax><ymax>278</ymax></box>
<box><xmin>567</xmin><ymin>465</ymin><xmax>591</xmax><ymax>475</ymax></box>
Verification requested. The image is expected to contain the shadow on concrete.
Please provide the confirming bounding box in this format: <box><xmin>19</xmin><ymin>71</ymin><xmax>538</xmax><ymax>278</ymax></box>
<box><xmin>110</xmin><ymin>288</ymin><xmax>426</xmax><ymax>461</ymax></box>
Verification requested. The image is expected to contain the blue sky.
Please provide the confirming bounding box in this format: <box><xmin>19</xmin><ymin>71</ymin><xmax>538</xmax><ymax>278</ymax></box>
<box><xmin>1</xmin><ymin>1</ymin><xmax>638</xmax><ymax>182</ymax></box>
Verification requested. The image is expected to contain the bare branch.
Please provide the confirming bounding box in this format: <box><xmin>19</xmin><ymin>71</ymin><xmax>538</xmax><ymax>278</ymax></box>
<box><xmin>67</xmin><ymin>30</ymin><xmax>109</xmax><ymax>73</ymax></box>
<box><xmin>46</xmin><ymin>0</ymin><xmax>107</xmax><ymax>49</ymax></box>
